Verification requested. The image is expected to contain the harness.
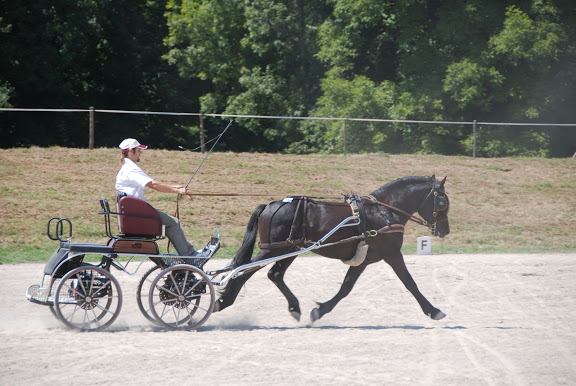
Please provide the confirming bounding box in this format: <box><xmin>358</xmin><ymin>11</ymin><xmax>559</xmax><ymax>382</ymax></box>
<box><xmin>258</xmin><ymin>195</ymin><xmax>405</xmax><ymax>250</ymax></box>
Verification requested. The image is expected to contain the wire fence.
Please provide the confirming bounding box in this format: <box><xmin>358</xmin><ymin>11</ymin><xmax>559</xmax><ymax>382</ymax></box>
<box><xmin>2</xmin><ymin>107</ymin><xmax>576</xmax><ymax>157</ymax></box>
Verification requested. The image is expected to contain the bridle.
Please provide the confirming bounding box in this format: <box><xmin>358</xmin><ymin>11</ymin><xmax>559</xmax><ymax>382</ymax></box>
<box><xmin>419</xmin><ymin>178</ymin><xmax>449</xmax><ymax>235</ymax></box>
<box><xmin>366</xmin><ymin>178</ymin><xmax>449</xmax><ymax>235</ymax></box>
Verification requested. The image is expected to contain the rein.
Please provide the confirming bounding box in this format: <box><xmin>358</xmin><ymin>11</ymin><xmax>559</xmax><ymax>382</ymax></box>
<box><xmin>185</xmin><ymin>192</ymin><xmax>341</xmax><ymax>199</ymax></box>
<box><xmin>365</xmin><ymin>195</ymin><xmax>430</xmax><ymax>228</ymax></box>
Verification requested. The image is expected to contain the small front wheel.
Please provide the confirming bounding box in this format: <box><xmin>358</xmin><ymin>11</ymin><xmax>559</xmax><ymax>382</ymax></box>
<box><xmin>148</xmin><ymin>264</ymin><xmax>215</xmax><ymax>331</ymax></box>
<box><xmin>54</xmin><ymin>265</ymin><xmax>122</xmax><ymax>331</ymax></box>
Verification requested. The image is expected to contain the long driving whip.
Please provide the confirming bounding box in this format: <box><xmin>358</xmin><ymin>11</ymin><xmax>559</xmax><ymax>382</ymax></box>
<box><xmin>183</xmin><ymin>120</ymin><xmax>233</xmax><ymax>190</ymax></box>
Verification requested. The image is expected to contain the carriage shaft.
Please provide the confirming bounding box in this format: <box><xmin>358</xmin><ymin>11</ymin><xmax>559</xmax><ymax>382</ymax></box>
<box><xmin>212</xmin><ymin>215</ymin><xmax>359</xmax><ymax>286</ymax></box>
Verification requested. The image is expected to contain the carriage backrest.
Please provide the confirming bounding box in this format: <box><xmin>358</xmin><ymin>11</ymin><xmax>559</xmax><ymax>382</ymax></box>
<box><xmin>117</xmin><ymin>196</ymin><xmax>162</xmax><ymax>237</ymax></box>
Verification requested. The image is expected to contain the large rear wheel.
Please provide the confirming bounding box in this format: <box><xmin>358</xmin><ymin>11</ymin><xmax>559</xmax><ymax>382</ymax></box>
<box><xmin>148</xmin><ymin>265</ymin><xmax>215</xmax><ymax>331</ymax></box>
<box><xmin>54</xmin><ymin>265</ymin><xmax>122</xmax><ymax>331</ymax></box>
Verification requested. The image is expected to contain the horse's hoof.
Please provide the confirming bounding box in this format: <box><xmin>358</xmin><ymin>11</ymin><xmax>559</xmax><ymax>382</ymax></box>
<box><xmin>310</xmin><ymin>307</ymin><xmax>321</xmax><ymax>323</ymax></box>
<box><xmin>290</xmin><ymin>310</ymin><xmax>301</xmax><ymax>322</ymax></box>
<box><xmin>431</xmin><ymin>309</ymin><xmax>446</xmax><ymax>320</ymax></box>
<box><xmin>212</xmin><ymin>299</ymin><xmax>223</xmax><ymax>313</ymax></box>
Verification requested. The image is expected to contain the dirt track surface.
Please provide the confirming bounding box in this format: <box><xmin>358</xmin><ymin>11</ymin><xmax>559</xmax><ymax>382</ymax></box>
<box><xmin>1</xmin><ymin>254</ymin><xmax>575</xmax><ymax>385</ymax></box>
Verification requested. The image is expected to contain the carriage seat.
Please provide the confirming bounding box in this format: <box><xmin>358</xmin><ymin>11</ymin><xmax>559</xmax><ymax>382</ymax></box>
<box><xmin>116</xmin><ymin>196</ymin><xmax>163</xmax><ymax>238</ymax></box>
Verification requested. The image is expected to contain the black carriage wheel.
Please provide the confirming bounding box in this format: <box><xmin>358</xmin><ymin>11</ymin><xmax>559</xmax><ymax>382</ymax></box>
<box><xmin>137</xmin><ymin>265</ymin><xmax>201</xmax><ymax>325</ymax></box>
<box><xmin>136</xmin><ymin>265</ymin><xmax>163</xmax><ymax>324</ymax></box>
<box><xmin>54</xmin><ymin>266</ymin><xmax>123</xmax><ymax>331</ymax></box>
<box><xmin>148</xmin><ymin>264</ymin><xmax>215</xmax><ymax>331</ymax></box>
<box><xmin>47</xmin><ymin>262</ymin><xmax>92</xmax><ymax>322</ymax></box>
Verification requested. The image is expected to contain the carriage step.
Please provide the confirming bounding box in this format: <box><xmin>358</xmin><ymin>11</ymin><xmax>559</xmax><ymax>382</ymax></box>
<box><xmin>26</xmin><ymin>284</ymin><xmax>77</xmax><ymax>306</ymax></box>
<box><xmin>26</xmin><ymin>284</ymin><xmax>50</xmax><ymax>305</ymax></box>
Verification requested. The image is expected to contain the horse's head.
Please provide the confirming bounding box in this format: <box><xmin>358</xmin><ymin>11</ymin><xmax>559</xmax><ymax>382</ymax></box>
<box><xmin>418</xmin><ymin>175</ymin><xmax>450</xmax><ymax>238</ymax></box>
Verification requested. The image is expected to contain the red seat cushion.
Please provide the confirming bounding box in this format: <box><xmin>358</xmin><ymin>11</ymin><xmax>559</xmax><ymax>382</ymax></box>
<box><xmin>117</xmin><ymin>197</ymin><xmax>162</xmax><ymax>237</ymax></box>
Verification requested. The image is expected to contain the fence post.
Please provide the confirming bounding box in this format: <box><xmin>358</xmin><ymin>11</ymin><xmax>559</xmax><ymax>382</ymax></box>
<box><xmin>89</xmin><ymin>106</ymin><xmax>95</xmax><ymax>150</ymax></box>
<box><xmin>472</xmin><ymin>120</ymin><xmax>477</xmax><ymax>158</ymax></box>
<box><xmin>199</xmin><ymin>110</ymin><xmax>206</xmax><ymax>154</ymax></box>
<box><xmin>343</xmin><ymin>119</ymin><xmax>347</xmax><ymax>155</ymax></box>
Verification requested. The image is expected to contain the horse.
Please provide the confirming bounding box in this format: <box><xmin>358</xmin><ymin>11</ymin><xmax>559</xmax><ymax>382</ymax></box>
<box><xmin>213</xmin><ymin>175</ymin><xmax>450</xmax><ymax>323</ymax></box>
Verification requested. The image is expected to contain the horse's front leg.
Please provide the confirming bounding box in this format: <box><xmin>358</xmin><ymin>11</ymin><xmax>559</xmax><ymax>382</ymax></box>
<box><xmin>384</xmin><ymin>251</ymin><xmax>446</xmax><ymax>320</ymax></box>
<box><xmin>267</xmin><ymin>256</ymin><xmax>301</xmax><ymax>321</ymax></box>
<box><xmin>310</xmin><ymin>264</ymin><xmax>367</xmax><ymax>323</ymax></box>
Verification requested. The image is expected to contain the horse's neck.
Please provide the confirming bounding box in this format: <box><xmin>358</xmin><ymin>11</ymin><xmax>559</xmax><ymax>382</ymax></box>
<box><xmin>372</xmin><ymin>182</ymin><xmax>429</xmax><ymax>217</ymax></box>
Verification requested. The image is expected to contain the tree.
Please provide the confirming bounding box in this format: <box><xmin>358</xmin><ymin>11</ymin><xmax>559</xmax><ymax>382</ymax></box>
<box><xmin>306</xmin><ymin>0</ymin><xmax>576</xmax><ymax>156</ymax></box>
<box><xmin>165</xmin><ymin>0</ymin><xmax>328</xmax><ymax>151</ymax></box>
<box><xmin>2</xmin><ymin>0</ymin><xmax>575</xmax><ymax>156</ymax></box>
<box><xmin>443</xmin><ymin>3</ymin><xmax>575</xmax><ymax>156</ymax></box>
<box><xmin>0</xmin><ymin>0</ymin><xmax>200</xmax><ymax>148</ymax></box>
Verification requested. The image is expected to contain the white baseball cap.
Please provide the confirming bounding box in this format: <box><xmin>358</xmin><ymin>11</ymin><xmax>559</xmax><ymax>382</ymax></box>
<box><xmin>119</xmin><ymin>138</ymin><xmax>148</xmax><ymax>150</ymax></box>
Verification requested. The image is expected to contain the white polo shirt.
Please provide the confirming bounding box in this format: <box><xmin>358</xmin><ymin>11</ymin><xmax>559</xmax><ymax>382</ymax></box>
<box><xmin>115</xmin><ymin>158</ymin><xmax>153</xmax><ymax>200</ymax></box>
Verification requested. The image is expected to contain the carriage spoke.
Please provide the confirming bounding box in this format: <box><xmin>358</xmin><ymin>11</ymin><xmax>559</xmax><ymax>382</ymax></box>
<box><xmin>75</xmin><ymin>273</ymin><xmax>88</xmax><ymax>298</ymax></box>
<box><xmin>63</xmin><ymin>303</ymin><xmax>81</xmax><ymax>323</ymax></box>
<box><xmin>149</xmin><ymin>265</ymin><xmax>215</xmax><ymax>330</ymax></box>
<box><xmin>181</xmin><ymin>270</ymin><xmax>190</xmax><ymax>293</ymax></box>
<box><xmin>88</xmin><ymin>308</ymin><xmax>102</xmax><ymax>329</ymax></box>
<box><xmin>90</xmin><ymin>280</ymin><xmax>112</xmax><ymax>297</ymax></box>
<box><xmin>183</xmin><ymin>278</ymin><xmax>202</xmax><ymax>297</ymax></box>
<box><xmin>155</xmin><ymin>283</ymin><xmax>178</xmax><ymax>298</ymax></box>
<box><xmin>54</xmin><ymin>266</ymin><xmax>123</xmax><ymax>331</ymax></box>
<box><xmin>187</xmin><ymin>298</ymin><xmax>210</xmax><ymax>314</ymax></box>
<box><xmin>168</xmin><ymin>272</ymin><xmax>182</xmax><ymax>295</ymax></box>
<box><xmin>159</xmin><ymin>302</ymin><xmax>174</xmax><ymax>319</ymax></box>
<box><xmin>172</xmin><ymin>305</ymin><xmax>183</xmax><ymax>326</ymax></box>
<box><xmin>93</xmin><ymin>298</ymin><xmax>115</xmax><ymax>314</ymax></box>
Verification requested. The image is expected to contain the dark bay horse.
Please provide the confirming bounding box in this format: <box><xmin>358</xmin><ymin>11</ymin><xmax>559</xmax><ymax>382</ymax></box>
<box><xmin>213</xmin><ymin>175</ymin><xmax>450</xmax><ymax>323</ymax></box>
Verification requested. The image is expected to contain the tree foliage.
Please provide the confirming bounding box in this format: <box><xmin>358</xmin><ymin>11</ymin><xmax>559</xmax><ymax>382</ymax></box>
<box><xmin>1</xmin><ymin>0</ymin><xmax>575</xmax><ymax>156</ymax></box>
<box><xmin>0</xmin><ymin>0</ymin><xmax>200</xmax><ymax>148</ymax></box>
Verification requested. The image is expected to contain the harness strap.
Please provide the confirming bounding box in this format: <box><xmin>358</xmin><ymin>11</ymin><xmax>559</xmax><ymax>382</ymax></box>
<box><xmin>258</xmin><ymin>240</ymin><xmax>298</xmax><ymax>249</ymax></box>
<box><xmin>287</xmin><ymin>197</ymin><xmax>308</xmax><ymax>245</ymax></box>
<box><xmin>365</xmin><ymin>195</ymin><xmax>429</xmax><ymax>227</ymax></box>
<box><xmin>349</xmin><ymin>194</ymin><xmax>368</xmax><ymax>237</ymax></box>
<box><xmin>375</xmin><ymin>223</ymin><xmax>405</xmax><ymax>235</ymax></box>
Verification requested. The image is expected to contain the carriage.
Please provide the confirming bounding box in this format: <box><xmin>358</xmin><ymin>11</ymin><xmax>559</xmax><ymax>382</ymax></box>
<box><xmin>27</xmin><ymin>175</ymin><xmax>450</xmax><ymax>332</ymax></box>
<box><xmin>26</xmin><ymin>195</ymin><xmax>363</xmax><ymax>331</ymax></box>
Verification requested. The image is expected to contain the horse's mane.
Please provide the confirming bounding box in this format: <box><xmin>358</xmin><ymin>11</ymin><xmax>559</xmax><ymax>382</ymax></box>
<box><xmin>370</xmin><ymin>176</ymin><xmax>431</xmax><ymax>197</ymax></box>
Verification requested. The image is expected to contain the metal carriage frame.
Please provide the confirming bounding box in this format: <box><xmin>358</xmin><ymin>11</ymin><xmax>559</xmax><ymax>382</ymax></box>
<box><xmin>26</xmin><ymin>197</ymin><xmax>360</xmax><ymax>332</ymax></box>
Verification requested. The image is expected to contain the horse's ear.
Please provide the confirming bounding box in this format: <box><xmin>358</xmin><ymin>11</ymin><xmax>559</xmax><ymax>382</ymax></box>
<box><xmin>431</xmin><ymin>174</ymin><xmax>436</xmax><ymax>182</ymax></box>
<box><xmin>439</xmin><ymin>176</ymin><xmax>447</xmax><ymax>187</ymax></box>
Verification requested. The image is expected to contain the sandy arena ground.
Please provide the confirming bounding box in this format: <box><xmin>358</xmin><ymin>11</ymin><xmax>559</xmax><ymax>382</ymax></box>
<box><xmin>1</xmin><ymin>253</ymin><xmax>575</xmax><ymax>385</ymax></box>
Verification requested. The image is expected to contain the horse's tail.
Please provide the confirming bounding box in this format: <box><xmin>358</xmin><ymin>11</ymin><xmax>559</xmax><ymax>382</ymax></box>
<box><xmin>230</xmin><ymin>204</ymin><xmax>267</xmax><ymax>268</ymax></box>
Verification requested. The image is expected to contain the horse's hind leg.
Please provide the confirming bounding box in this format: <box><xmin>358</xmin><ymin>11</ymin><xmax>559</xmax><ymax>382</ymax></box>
<box><xmin>310</xmin><ymin>265</ymin><xmax>367</xmax><ymax>323</ymax></box>
<box><xmin>214</xmin><ymin>248</ymin><xmax>297</xmax><ymax>314</ymax></box>
<box><xmin>267</xmin><ymin>256</ymin><xmax>301</xmax><ymax>321</ymax></box>
<box><xmin>384</xmin><ymin>251</ymin><xmax>446</xmax><ymax>320</ymax></box>
<box><xmin>213</xmin><ymin>269</ymin><xmax>260</xmax><ymax>312</ymax></box>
